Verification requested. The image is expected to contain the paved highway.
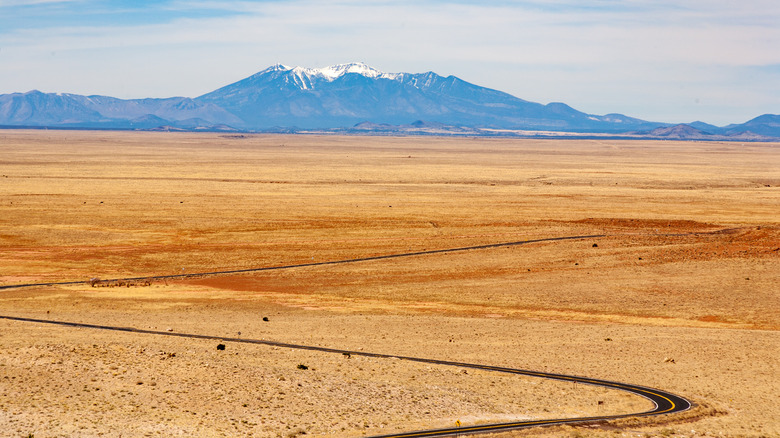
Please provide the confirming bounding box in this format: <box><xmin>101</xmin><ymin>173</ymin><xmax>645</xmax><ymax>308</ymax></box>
<box><xmin>0</xmin><ymin>314</ymin><xmax>691</xmax><ymax>437</ymax></box>
<box><xmin>1</xmin><ymin>232</ymin><xmax>693</xmax><ymax>435</ymax></box>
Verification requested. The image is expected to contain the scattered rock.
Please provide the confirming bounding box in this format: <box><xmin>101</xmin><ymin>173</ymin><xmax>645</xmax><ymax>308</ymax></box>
<box><xmin>663</xmin><ymin>357</ymin><xmax>676</xmax><ymax>364</ymax></box>
<box><xmin>159</xmin><ymin>352</ymin><xmax>176</xmax><ymax>360</ymax></box>
<box><xmin>262</xmin><ymin>317</ymin><xmax>269</xmax><ymax>322</ymax></box>
<box><xmin>297</xmin><ymin>364</ymin><xmax>308</xmax><ymax>370</ymax></box>
<box><xmin>216</xmin><ymin>344</ymin><xmax>226</xmax><ymax>351</ymax></box>
<box><xmin>592</xmin><ymin>243</ymin><xmax>598</xmax><ymax>247</ymax></box>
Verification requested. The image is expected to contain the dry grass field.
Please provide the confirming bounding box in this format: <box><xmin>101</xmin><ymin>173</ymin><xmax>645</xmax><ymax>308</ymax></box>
<box><xmin>0</xmin><ymin>130</ymin><xmax>778</xmax><ymax>438</ymax></box>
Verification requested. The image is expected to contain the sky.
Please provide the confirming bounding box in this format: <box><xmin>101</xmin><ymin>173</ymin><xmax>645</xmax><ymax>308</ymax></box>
<box><xmin>0</xmin><ymin>0</ymin><xmax>778</xmax><ymax>126</ymax></box>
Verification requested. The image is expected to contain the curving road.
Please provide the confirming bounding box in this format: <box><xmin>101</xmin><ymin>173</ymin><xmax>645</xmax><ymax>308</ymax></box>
<box><xmin>1</xmin><ymin>232</ymin><xmax>693</xmax><ymax>435</ymax></box>
<box><xmin>0</xmin><ymin>314</ymin><xmax>691</xmax><ymax>437</ymax></box>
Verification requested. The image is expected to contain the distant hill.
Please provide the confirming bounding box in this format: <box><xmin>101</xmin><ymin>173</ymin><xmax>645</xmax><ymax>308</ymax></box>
<box><xmin>629</xmin><ymin>122</ymin><xmax>777</xmax><ymax>141</ymax></box>
<box><xmin>0</xmin><ymin>62</ymin><xmax>777</xmax><ymax>138</ymax></box>
<box><xmin>0</xmin><ymin>90</ymin><xmax>241</xmax><ymax>130</ymax></box>
<box><xmin>647</xmin><ymin>124</ymin><xmax>712</xmax><ymax>139</ymax></box>
<box><xmin>679</xmin><ymin>115</ymin><xmax>780</xmax><ymax>138</ymax></box>
<box><xmin>721</xmin><ymin>114</ymin><xmax>780</xmax><ymax>137</ymax></box>
<box><xmin>689</xmin><ymin>121</ymin><xmax>721</xmax><ymax>132</ymax></box>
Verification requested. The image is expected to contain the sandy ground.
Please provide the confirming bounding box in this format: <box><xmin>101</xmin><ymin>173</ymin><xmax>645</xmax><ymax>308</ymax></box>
<box><xmin>0</xmin><ymin>130</ymin><xmax>778</xmax><ymax>438</ymax></box>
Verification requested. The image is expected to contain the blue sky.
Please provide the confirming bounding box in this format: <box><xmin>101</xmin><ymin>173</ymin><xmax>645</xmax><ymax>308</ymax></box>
<box><xmin>0</xmin><ymin>0</ymin><xmax>778</xmax><ymax>125</ymax></box>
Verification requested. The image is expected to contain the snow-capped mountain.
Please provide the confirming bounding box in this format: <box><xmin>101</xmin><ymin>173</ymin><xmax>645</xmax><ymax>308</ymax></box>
<box><xmin>1</xmin><ymin>62</ymin><xmax>778</xmax><ymax>137</ymax></box>
<box><xmin>195</xmin><ymin>62</ymin><xmax>662</xmax><ymax>131</ymax></box>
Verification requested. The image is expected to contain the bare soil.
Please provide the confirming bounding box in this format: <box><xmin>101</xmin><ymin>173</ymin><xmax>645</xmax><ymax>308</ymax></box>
<box><xmin>0</xmin><ymin>130</ymin><xmax>778</xmax><ymax>438</ymax></box>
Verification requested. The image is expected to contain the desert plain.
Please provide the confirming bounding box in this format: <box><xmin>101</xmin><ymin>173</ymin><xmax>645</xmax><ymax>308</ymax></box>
<box><xmin>0</xmin><ymin>130</ymin><xmax>778</xmax><ymax>438</ymax></box>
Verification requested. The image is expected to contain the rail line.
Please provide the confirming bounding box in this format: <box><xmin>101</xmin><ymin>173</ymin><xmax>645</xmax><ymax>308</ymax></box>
<box><xmin>0</xmin><ymin>234</ymin><xmax>604</xmax><ymax>290</ymax></box>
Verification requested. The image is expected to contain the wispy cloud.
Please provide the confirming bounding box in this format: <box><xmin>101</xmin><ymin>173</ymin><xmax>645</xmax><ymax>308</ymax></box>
<box><xmin>0</xmin><ymin>0</ymin><xmax>778</xmax><ymax>124</ymax></box>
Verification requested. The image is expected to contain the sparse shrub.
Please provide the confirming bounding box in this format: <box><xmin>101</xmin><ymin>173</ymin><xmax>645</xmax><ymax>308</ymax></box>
<box><xmin>286</xmin><ymin>428</ymin><xmax>306</xmax><ymax>437</ymax></box>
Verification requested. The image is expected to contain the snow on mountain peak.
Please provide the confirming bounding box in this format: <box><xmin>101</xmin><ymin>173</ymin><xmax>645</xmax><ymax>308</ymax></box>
<box><xmin>261</xmin><ymin>62</ymin><xmax>404</xmax><ymax>90</ymax></box>
<box><xmin>264</xmin><ymin>63</ymin><xmax>292</xmax><ymax>72</ymax></box>
<box><xmin>316</xmin><ymin>62</ymin><xmax>382</xmax><ymax>79</ymax></box>
<box><xmin>272</xmin><ymin>62</ymin><xmax>401</xmax><ymax>83</ymax></box>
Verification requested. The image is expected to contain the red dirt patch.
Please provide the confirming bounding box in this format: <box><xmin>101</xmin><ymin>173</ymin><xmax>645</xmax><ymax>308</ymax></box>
<box><xmin>574</xmin><ymin>218</ymin><xmax>720</xmax><ymax>233</ymax></box>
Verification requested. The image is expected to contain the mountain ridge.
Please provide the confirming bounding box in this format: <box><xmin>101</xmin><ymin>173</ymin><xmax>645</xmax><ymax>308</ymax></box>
<box><xmin>1</xmin><ymin>62</ymin><xmax>778</xmax><ymax>138</ymax></box>
<box><xmin>195</xmin><ymin>62</ymin><xmax>667</xmax><ymax>131</ymax></box>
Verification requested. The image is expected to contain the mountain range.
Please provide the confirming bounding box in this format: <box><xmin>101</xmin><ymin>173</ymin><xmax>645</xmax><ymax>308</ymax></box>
<box><xmin>1</xmin><ymin>62</ymin><xmax>778</xmax><ymax>139</ymax></box>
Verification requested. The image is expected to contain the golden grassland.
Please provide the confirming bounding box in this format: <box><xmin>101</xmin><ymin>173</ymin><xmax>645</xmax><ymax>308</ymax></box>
<box><xmin>0</xmin><ymin>130</ymin><xmax>778</xmax><ymax>437</ymax></box>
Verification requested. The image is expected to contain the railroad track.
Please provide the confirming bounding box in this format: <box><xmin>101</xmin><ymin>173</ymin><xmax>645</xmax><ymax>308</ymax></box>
<box><xmin>0</xmin><ymin>234</ymin><xmax>605</xmax><ymax>290</ymax></box>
